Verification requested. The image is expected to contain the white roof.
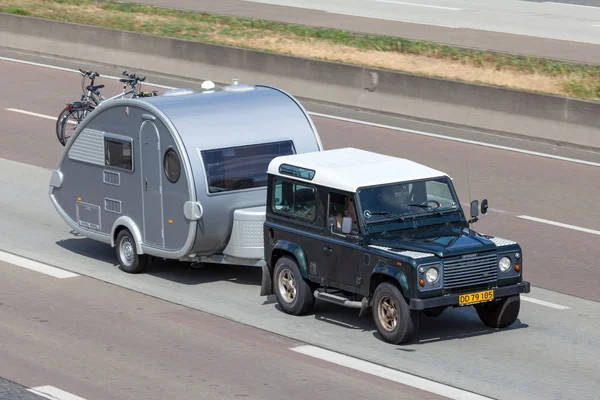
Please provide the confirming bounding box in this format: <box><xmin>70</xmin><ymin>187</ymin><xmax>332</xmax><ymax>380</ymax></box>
<box><xmin>267</xmin><ymin>147</ymin><xmax>450</xmax><ymax>192</ymax></box>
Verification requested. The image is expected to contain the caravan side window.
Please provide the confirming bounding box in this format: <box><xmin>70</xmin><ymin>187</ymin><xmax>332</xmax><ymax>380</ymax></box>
<box><xmin>105</xmin><ymin>137</ymin><xmax>133</xmax><ymax>171</ymax></box>
<box><xmin>201</xmin><ymin>140</ymin><xmax>295</xmax><ymax>193</ymax></box>
<box><xmin>272</xmin><ymin>178</ymin><xmax>317</xmax><ymax>221</ymax></box>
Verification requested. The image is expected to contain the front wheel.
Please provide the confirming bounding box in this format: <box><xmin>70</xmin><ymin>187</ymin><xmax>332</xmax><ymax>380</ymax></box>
<box><xmin>475</xmin><ymin>295</ymin><xmax>520</xmax><ymax>328</ymax></box>
<box><xmin>273</xmin><ymin>256</ymin><xmax>314</xmax><ymax>315</ymax></box>
<box><xmin>115</xmin><ymin>229</ymin><xmax>148</xmax><ymax>274</ymax></box>
<box><xmin>372</xmin><ymin>282</ymin><xmax>419</xmax><ymax>344</ymax></box>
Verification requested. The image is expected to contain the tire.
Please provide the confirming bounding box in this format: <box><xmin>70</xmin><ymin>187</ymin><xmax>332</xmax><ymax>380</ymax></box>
<box><xmin>475</xmin><ymin>295</ymin><xmax>520</xmax><ymax>328</ymax></box>
<box><xmin>273</xmin><ymin>256</ymin><xmax>314</xmax><ymax>315</ymax></box>
<box><xmin>59</xmin><ymin>105</ymin><xmax>92</xmax><ymax>146</ymax></box>
<box><xmin>372</xmin><ymin>282</ymin><xmax>419</xmax><ymax>344</ymax></box>
<box><xmin>56</xmin><ymin>107</ymin><xmax>70</xmax><ymax>146</ymax></box>
<box><xmin>115</xmin><ymin>229</ymin><xmax>148</xmax><ymax>274</ymax></box>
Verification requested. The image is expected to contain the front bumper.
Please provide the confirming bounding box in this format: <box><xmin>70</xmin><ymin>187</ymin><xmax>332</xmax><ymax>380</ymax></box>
<box><xmin>409</xmin><ymin>281</ymin><xmax>530</xmax><ymax>310</ymax></box>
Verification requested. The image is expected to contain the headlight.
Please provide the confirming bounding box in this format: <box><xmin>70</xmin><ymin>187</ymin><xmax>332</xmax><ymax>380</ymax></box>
<box><xmin>425</xmin><ymin>267</ymin><xmax>439</xmax><ymax>283</ymax></box>
<box><xmin>499</xmin><ymin>256</ymin><xmax>511</xmax><ymax>272</ymax></box>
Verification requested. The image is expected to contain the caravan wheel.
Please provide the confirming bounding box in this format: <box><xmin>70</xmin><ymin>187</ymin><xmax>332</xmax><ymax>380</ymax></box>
<box><xmin>116</xmin><ymin>229</ymin><xmax>148</xmax><ymax>274</ymax></box>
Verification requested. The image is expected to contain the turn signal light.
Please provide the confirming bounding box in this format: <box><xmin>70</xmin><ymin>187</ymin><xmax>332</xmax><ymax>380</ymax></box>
<box><xmin>515</xmin><ymin>264</ymin><xmax>521</xmax><ymax>272</ymax></box>
<box><xmin>419</xmin><ymin>279</ymin><xmax>425</xmax><ymax>286</ymax></box>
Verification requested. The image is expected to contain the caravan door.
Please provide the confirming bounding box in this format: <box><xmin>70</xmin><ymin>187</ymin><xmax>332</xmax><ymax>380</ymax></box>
<box><xmin>140</xmin><ymin>120</ymin><xmax>165</xmax><ymax>247</ymax></box>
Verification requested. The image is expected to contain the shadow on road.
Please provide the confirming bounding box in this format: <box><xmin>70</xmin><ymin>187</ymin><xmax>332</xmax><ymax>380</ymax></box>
<box><xmin>55</xmin><ymin>236</ymin><xmax>262</xmax><ymax>287</ymax></box>
<box><xmin>269</xmin><ymin>299</ymin><xmax>528</xmax><ymax>347</ymax></box>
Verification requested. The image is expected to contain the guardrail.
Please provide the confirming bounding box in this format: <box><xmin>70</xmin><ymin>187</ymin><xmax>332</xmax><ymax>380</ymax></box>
<box><xmin>1</xmin><ymin>12</ymin><xmax>599</xmax><ymax>150</ymax></box>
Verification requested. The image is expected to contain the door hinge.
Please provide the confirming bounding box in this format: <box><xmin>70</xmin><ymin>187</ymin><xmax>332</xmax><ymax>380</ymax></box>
<box><xmin>356</xmin><ymin>277</ymin><xmax>363</xmax><ymax>286</ymax></box>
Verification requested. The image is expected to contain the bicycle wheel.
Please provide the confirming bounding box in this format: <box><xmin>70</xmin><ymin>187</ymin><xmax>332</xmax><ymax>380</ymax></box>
<box><xmin>56</xmin><ymin>106</ymin><xmax>71</xmax><ymax>146</ymax></box>
<box><xmin>59</xmin><ymin>105</ymin><xmax>93</xmax><ymax>146</ymax></box>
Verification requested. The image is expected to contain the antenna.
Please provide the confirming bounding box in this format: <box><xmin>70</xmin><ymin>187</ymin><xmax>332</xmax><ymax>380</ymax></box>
<box><xmin>466</xmin><ymin>157</ymin><xmax>473</xmax><ymax>230</ymax></box>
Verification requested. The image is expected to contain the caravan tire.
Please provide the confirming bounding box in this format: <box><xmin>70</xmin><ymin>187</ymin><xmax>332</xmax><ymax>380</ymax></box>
<box><xmin>116</xmin><ymin>229</ymin><xmax>148</xmax><ymax>274</ymax></box>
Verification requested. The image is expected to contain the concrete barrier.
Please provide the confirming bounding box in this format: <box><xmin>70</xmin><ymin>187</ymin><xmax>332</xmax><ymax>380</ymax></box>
<box><xmin>1</xmin><ymin>13</ymin><xmax>599</xmax><ymax>150</ymax></box>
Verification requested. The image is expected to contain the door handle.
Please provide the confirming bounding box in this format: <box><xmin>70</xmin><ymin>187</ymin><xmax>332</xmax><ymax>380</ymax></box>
<box><xmin>323</xmin><ymin>246</ymin><xmax>333</xmax><ymax>256</ymax></box>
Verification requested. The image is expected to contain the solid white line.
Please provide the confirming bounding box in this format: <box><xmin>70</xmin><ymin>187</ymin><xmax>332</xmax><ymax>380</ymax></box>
<box><xmin>521</xmin><ymin>296</ymin><xmax>570</xmax><ymax>310</ymax></box>
<box><xmin>544</xmin><ymin>2</ymin><xmax>600</xmax><ymax>10</ymax></box>
<box><xmin>517</xmin><ymin>215</ymin><xmax>600</xmax><ymax>236</ymax></box>
<box><xmin>0</xmin><ymin>250</ymin><xmax>79</xmax><ymax>279</ymax></box>
<box><xmin>3</xmin><ymin>55</ymin><xmax>599</xmax><ymax>167</ymax></box>
<box><xmin>0</xmin><ymin>56</ymin><xmax>175</xmax><ymax>89</ymax></box>
<box><xmin>372</xmin><ymin>0</ymin><xmax>463</xmax><ymax>10</ymax></box>
<box><xmin>27</xmin><ymin>385</ymin><xmax>87</xmax><ymax>400</ymax></box>
<box><xmin>308</xmin><ymin>112</ymin><xmax>600</xmax><ymax>168</ymax></box>
<box><xmin>291</xmin><ymin>345</ymin><xmax>493</xmax><ymax>400</ymax></box>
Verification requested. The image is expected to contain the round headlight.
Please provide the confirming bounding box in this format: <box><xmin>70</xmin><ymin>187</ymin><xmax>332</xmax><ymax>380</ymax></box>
<box><xmin>499</xmin><ymin>256</ymin><xmax>511</xmax><ymax>272</ymax></box>
<box><xmin>425</xmin><ymin>267</ymin><xmax>439</xmax><ymax>283</ymax></box>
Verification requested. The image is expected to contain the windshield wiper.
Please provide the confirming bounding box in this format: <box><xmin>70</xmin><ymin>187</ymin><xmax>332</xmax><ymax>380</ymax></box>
<box><xmin>368</xmin><ymin>211</ymin><xmax>405</xmax><ymax>222</ymax></box>
<box><xmin>407</xmin><ymin>204</ymin><xmax>443</xmax><ymax>216</ymax></box>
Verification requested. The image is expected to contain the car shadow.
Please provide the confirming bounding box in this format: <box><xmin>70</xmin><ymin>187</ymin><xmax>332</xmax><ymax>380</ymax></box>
<box><xmin>270</xmin><ymin>299</ymin><xmax>528</xmax><ymax>346</ymax></box>
<box><xmin>54</xmin><ymin>236</ymin><xmax>262</xmax><ymax>287</ymax></box>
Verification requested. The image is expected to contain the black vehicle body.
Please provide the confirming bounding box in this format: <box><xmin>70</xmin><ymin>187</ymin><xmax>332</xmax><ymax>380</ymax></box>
<box><xmin>260</xmin><ymin>150</ymin><xmax>530</xmax><ymax>344</ymax></box>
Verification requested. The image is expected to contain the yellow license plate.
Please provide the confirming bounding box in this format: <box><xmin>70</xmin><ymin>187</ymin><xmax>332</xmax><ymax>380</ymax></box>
<box><xmin>458</xmin><ymin>290</ymin><xmax>494</xmax><ymax>305</ymax></box>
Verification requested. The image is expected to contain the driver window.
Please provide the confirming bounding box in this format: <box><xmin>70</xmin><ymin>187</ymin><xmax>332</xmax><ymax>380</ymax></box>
<box><xmin>328</xmin><ymin>192</ymin><xmax>359</xmax><ymax>233</ymax></box>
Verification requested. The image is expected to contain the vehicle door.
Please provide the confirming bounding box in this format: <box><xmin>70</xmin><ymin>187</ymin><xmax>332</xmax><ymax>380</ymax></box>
<box><xmin>320</xmin><ymin>191</ymin><xmax>362</xmax><ymax>288</ymax></box>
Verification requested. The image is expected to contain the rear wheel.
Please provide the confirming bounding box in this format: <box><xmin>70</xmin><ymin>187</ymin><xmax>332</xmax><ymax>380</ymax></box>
<box><xmin>115</xmin><ymin>229</ymin><xmax>148</xmax><ymax>274</ymax></box>
<box><xmin>273</xmin><ymin>256</ymin><xmax>314</xmax><ymax>315</ymax></box>
<box><xmin>59</xmin><ymin>105</ymin><xmax>93</xmax><ymax>145</ymax></box>
<box><xmin>56</xmin><ymin>107</ymin><xmax>70</xmax><ymax>145</ymax></box>
<box><xmin>372</xmin><ymin>282</ymin><xmax>419</xmax><ymax>344</ymax></box>
<box><xmin>475</xmin><ymin>295</ymin><xmax>520</xmax><ymax>328</ymax></box>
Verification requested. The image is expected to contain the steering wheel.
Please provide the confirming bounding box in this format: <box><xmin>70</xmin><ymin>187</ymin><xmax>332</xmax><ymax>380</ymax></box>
<box><xmin>421</xmin><ymin>200</ymin><xmax>441</xmax><ymax>209</ymax></box>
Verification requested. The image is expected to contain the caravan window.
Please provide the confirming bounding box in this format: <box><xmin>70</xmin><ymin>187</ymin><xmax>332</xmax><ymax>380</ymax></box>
<box><xmin>105</xmin><ymin>137</ymin><xmax>133</xmax><ymax>171</ymax></box>
<box><xmin>201</xmin><ymin>140</ymin><xmax>295</xmax><ymax>193</ymax></box>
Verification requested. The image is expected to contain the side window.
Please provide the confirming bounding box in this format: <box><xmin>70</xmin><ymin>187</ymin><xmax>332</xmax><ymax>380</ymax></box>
<box><xmin>201</xmin><ymin>140</ymin><xmax>296</xmax><ymax>193</ymax></box>
<box><xmin>104</xmin><ymin>137</ymin><xmax>133</xmax><ymax>171</ymax></box>
<box><xmin>273</xmin><ymin>179</ymin><xmax>317</xmax><ymax>221</ymax></box>
<box><xmin>328</xmin><ymin>192</ymin><xmax>358</xmax><ymax>232</ymax></box>
<box><xmin>164</xmin><ymin>148</ymin><xmax>181</xmax><ymax>183</ymax></box>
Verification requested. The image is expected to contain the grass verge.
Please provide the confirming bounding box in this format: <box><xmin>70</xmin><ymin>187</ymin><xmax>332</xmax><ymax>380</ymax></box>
<box><xmin>2</xmin><ymin>0</ymin><xmax>600</xmax><ymax>100</ymax></box>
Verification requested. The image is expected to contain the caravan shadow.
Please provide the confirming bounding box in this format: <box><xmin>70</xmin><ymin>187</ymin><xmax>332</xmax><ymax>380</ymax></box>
<box><xmin>54</xmin><ymin>236</ymin><xmax>262</xmax><ymax>287</ymax></box>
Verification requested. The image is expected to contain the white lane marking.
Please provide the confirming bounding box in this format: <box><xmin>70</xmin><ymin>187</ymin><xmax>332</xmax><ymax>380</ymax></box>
<box><xmin>27</xmin><ymin>385</ymin><xmax>87</xmax><ymax>400</ymax></box>
<box><xmin>0</xmin><ymin>250</ymin><xmax>79</xmax><ymax>279</ymax></box>
<box><xmin>309</xmin><ymin>112</ymin><xmax>600</xmax><ymax>168</ymax></box>
<box><xmin>372</xmin><ymin>0</ymin><xmax>463</xmax><ymax>10</ymax></box>
<box><xmin>7</xmin><ymin>108</ymin><xmax>57</xmax><ymax>121</ymax></box>
<box><xmin>521</xmin><ymin>296</ymin><xmax>570</xmax><ymax>310</ymax></box>
<box><xmin>6</xmin><ymin>108</ymin><xmax>76</xmax><ymax>124</ymax></box>
<box><xmin>517</xmin><ymin>215</ymin><xmax>600</xmax><ymax>236</ymax></box>
<box><xmin>0</xmin><ymin>56</ymin><xmax>174</xmax><ymax>89</ymax></box>
<box><xmin>291</xmin><ymin>345</ymin><xmax>493</xmax><ymax>399</ymax></box>
<box><xmin>2</xmin><ymin>56</ymin><xmax>599</xmax><ymax>168</ymax></box>
<box><xmin>544</xmin><ymin>2</ymin><xmax>600</xmax><ymax>10</ymax></box>
<box><xmin>325</xmin><ymin>11</ymin><xmax>459</xmax><ymax>27</ymax></box>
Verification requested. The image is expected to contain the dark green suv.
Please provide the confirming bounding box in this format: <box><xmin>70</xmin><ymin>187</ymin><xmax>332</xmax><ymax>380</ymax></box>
<box><xmin>260</xmin><ymin>148</ymin><xmax>530</xmax><ymax>344</ymax></box>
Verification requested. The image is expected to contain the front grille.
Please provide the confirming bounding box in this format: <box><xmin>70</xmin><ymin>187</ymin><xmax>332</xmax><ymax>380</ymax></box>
<box><xmin>443</xmin><ymin>253</ymin><xmax>498</xmax><ymax>289</ymax></box>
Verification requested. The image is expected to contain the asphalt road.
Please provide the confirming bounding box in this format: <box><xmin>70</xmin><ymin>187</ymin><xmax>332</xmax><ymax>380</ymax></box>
<box><xmin>1</xmin><ymin>54</ymin><xmax>600</xmax><ymax>400</ymax></box>
<box><xmin>130</xmin><ymin>0</ymin><xmax>600</xmax><ymax>63</ymax></box>
<box><xmin>0</xmin><ymin>261</ymin><xmax>446</xmax><ymax>400</ymax></box>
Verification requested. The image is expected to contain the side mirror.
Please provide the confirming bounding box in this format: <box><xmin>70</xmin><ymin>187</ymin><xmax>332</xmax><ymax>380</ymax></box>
<box><xmin>470</xmin><ymin>200</ymin><xmax>479</xmax><ymax>218</ymax></box>
<box><xmin>341</xmin><ymin>217</ymin><xmax>352</xmax><ymax>234</ymax></box>
<box><xmin>481</xmin><ymin>199</ymin><xmax>488</xmax><ymax>215</ymax></box>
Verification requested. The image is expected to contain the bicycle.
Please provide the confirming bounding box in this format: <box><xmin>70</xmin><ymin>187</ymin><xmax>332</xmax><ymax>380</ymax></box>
<box><xmin>58</xmin><ymin>72</ymin><xmax>158</xmax><ymax>146</ymax></box>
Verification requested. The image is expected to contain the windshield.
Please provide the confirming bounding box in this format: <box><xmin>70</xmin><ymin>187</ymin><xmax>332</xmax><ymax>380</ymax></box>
<box><xmin>357</xmin><ymin>177</ymin><xmax>460</xmax><ymax>224</ymax></box>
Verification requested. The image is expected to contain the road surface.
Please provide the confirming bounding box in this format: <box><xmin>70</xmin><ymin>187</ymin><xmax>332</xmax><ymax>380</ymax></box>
<box><xmin>129</xmin><ymin>0</ymin><xmax>600</xmax><ymax>63</ymax></box>
<box><xmin>0</xmin><ymin>52</ymin><xmax>599</xmax><ymax>400</ymax></box>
